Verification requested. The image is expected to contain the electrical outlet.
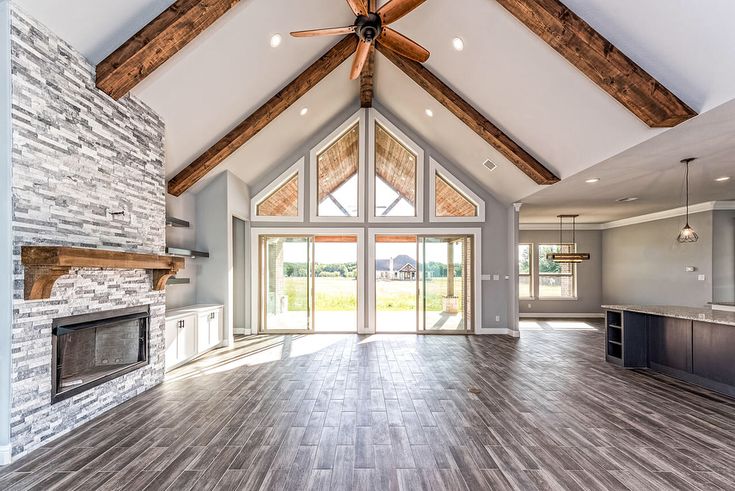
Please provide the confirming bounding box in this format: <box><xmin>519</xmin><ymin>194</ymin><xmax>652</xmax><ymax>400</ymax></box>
<box><xmin>493</xmin><ymin>274</ymin><xmax>500</xmax><ymax>281</ymax></box>
<box><xmin>698</xmin><ymin>274</ymin><xmax>706</xmax><ymax>281</ymax></box>
<box><xmin>495</xmin><ymin>315</ymin><xmax>500</xmax><ymax>322</ymax></box>
<box><xmin>527</xmin><ymin>304</ymin><xmax>532</xmax><ymax>309</ymax></box>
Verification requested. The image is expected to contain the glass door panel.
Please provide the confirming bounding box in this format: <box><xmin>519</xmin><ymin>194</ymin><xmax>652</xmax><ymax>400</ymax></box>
<box><xmin>419</xmin><ymin>236</ymin><xmax>472</xmax><ymax>333</ymax></box>
<box><xmin>314</xmin><ymin>236</ymin><xmax>358</xmax><ymax>332</ymax></box>
<box><xmin>375</xmin><ymin>235</ymin><xmax>418</xmax><ymax>332</ymax></box>
<box><xmin>261</xmin><ymin>236</ymin><xmax>312</xmax><ymax>332</ymax></box>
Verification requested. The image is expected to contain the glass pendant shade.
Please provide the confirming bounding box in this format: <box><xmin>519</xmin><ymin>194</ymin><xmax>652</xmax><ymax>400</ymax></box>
<box><xmin>677</xmin><ymin>223</ymin><xmax>698</xmax><ymax>243</ymax></box>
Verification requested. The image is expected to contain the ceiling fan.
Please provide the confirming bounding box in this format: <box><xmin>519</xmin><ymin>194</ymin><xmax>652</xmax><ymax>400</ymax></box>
<box><xmin>291</xmin><ymin>0</ymin><xmax>429</xmax><ymax>80</ymax></box>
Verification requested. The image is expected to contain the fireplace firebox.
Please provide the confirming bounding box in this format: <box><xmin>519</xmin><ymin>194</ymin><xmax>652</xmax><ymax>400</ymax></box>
<box><xmin>51</xmin><ymin>305</ymin><xmax>150</xmax><ymax>403</ymax></box>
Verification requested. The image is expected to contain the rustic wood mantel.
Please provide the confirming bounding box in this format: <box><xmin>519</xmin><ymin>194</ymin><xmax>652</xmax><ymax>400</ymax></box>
<box><xmin>21</xmin><ymin>246</ymin><xmax>185</xmax><ymax>300</ymax></box>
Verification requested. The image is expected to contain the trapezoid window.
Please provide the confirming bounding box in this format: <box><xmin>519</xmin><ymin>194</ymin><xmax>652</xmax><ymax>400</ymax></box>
<box><xmin>369</xmin><ymin>111</ymin><xmax>423</xmax><ymax>222</ymax></box>
<box><xmin>429</xmin><ymin>158</ymin><xmax>485</xmax><ymax>222</ymax></box>
<box><xmin>315</xmin><ymin>123</ymin><xmax>360</xmax><ymax>218</ymax></box>
<box><xmin>435</xmin><ymin>174</ymin><xmax>477</xmax><ymax>218</ymax></box>
<box><xmin>251</xmin><ymin>158</ymin><xmax>304</xmax><ymax>222</ymax></box>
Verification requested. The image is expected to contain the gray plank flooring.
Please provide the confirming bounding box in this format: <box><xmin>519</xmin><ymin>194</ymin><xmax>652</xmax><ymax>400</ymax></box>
<box><xmin>2</xmin><ymin>319</ymin><xmax>735</xmax><ymax>490</ymax></box>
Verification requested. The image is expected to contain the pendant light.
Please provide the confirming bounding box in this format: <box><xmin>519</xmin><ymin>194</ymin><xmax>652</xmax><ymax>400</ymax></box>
<box><xmin>546</xmin><ymin>214</ymin><xmax>591</xmax><ymax>263</ymax></box>
<box><xmin>677</xmin><ymin>158</ymin><xmax>699</xmax><ymax>243</ymax></box>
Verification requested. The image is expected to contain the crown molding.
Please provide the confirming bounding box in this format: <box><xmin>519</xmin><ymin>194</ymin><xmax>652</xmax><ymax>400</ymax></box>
<box><xmin>520</xmin><ymin>200</ymin><xmax>735</xmax><ymax>231</ymax></box>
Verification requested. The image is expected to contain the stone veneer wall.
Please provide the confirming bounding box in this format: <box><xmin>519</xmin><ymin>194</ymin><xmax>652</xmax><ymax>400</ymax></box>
<box><xmin>8</xmin><ymin>4</ymin><xmax>166</xmax><ymax>458</ymax></box>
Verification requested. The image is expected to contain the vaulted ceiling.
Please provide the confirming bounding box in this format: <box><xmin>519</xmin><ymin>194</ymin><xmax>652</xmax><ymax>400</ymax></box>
<box><xmin>16</xmin><ymin>0</ymin><xmax>735</xmax><ymax>215</ymax></box>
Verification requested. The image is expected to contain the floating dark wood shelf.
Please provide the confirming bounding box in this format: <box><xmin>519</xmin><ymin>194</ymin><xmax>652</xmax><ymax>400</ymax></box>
<box><xmin>166</xmin><ymin>247</ymin><xmax>209</xmax><ymax>258</ymax></box>
<box><xmin>167</xmin><ymin>277</ymin><xmax>191</xmax><ymax>285</ymax></box>
<box><xmin>21</xmin><ymin>246</ymin><xmax>185</xmax><ymax>300</ymax></box>
<box><xmin>165</xmin><ymin>216</ymin><xmax>190</xmax><ymax>228</ymax></box>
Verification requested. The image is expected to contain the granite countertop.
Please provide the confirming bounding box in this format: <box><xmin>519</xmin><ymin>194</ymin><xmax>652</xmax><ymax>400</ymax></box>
<box><xmin>602</xmin><ymin>305</ymin><xmax>735</xmax><ymax>327</ymax></box>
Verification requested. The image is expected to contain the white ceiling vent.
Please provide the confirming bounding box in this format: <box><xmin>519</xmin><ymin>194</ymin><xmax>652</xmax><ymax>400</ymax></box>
<box><xmin>483</xmin><ymin>159</ymin><xmax>497</xmax><ymax>172</ymax></box>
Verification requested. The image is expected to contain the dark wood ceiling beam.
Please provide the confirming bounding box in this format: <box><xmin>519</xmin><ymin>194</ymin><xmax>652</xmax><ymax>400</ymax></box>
<box><xmin>494</xmin><ymin>0</ymin><xmax>696</xmax><ymax>127</ymax></box>
<box><xmin>377</xmin><ymin>44</ymin><xmax>559</xmax><ymax>185</ymax></box>
<box><xmin>96</xmin><ymin>0</ymin><xmax>241</xmax><ymax>100</ymax></box>
<box><xmin>360</xmin><ymin>45</ymin><xmax>375</xmax><ymax>107</ymax></box>
<box><xmin>168</xmin><ymin>35</ymin><xmax>359</xmax><ymax>196</ymax></box>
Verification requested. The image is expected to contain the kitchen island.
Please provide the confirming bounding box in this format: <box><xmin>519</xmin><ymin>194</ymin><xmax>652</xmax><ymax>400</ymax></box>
<box><xmin>603</xmin><ymin>305</ymin><xmax>735</xmax><ymax>397</ymax></box>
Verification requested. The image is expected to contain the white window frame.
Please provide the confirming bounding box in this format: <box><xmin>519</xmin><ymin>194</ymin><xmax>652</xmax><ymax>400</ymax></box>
<box><xmin>429</xmin><ymin>158</ymin><xmax>485</xmax><ymax>223</ymax></box>
<box><xmin>309</xmin><ymin>109</ymin><xmax>366</xmax><ymax>223</ymax></box>
<box><xmin>250</xmin><ymin>158</ymin><xmax>304</xmax><ymax>222</ymax></box>
<box><xmin>518</xmin><ymin>243</ymin><xmax>533</xmax><ymax>300</ymax></box>
<box><xmin>368</xmin><ymin>109</ymin><xmax>424</xmax><ymax>223</ymax></box>
<box><xmin>250</xmin><ymin>227</ymin><xmax>366</xmax><ymax>334</ymax></box>
<box><xmin>537</xmin><ymin>243</ymin><xmax>578</xmax><ymax>300</ymax></box>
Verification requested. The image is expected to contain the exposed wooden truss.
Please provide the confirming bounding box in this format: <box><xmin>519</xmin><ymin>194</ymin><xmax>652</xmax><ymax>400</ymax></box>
<box><xmin>96</xmin><ymin>0</ymin><xmax>241</xmax><ymax>100</ymax></box>
<box><xmin>360</xmin><ymin>45</ymin><xmax>376</xmax><ymax>108</ymax></box>
<box><xmin>167</xmin><ymin>35</ymin><xmax>358</xmax><ymax>196</ymax></box>
<box><xmin>494</xmin><ymin>0</ymin><xmax>696</xmax><ymax>127</ymax></box>
<box><xmin>377</xmin><ymin>44</ymin><xmax>559</xmax><ymax>185</ymax></box>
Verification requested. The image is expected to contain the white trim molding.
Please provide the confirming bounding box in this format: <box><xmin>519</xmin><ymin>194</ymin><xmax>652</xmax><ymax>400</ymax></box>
<box><xmin>250</xmin><ymin>158</ymin><xmax>304</xmax><ymax>223</ymax></box>
<box><xmin>428</xmin><ymin>158</ymin><xmax>485</xmax><ymax>223</ymax></box>
<box><xmin>309</xmin><ymin>109</ymin><xmax>366</xmax><ymax>223</ymax></box>
<box><xmin>367</xmin><ymin>109</ymin><xmax>424</xmax><ymax>223</ymax></box>
<box><xmin>519</xmin><ymin>200</ymin><xmax>735</xmax><ymax>231</ymax></box>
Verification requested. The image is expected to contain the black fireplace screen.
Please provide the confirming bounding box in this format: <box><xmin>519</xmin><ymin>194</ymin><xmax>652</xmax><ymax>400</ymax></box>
<box><xmin>52</xmin><ymin>305</ymin><xmax>150</xmax><ymax>403</ymax></box>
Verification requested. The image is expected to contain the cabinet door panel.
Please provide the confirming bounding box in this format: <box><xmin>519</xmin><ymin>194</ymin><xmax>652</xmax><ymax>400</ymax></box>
<box><xmin>198</xmin><ymin>313</ymin><xmax>211</xmax><ymax>351</ymax></box>
<box><xmin>648</xmin><ymin>316</ymin><xmax>692</xmax><ymax>372</ymax></box>
<box><xmin>693</xmin><ymin>321</ymin><xmax>735</xmax><ymax>385</ymax></box>
<box><xmin>165</xmin><ymin>320</ymin><xmax>179</xmax><ymax>369</ymax></box>
<box><xmin>176</xmin><ymin>316</ymin><xmax>197</xmax><ymax>361</ymax></box>
<box><xmin>209</xmin><ymin>310</ymin><xmax>222</xmax><ymax>346</ymax></box>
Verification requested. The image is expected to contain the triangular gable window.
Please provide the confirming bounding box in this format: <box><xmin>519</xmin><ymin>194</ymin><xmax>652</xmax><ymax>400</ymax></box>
<box><xmin>429</xmin><ymin>158</ymin><xmax>485</xmax><ymax>222</ymax></box>
<box><xmin>251</xmin><ymin>158</ymin><xmax>304</xmax><ymax>222</ymax></box>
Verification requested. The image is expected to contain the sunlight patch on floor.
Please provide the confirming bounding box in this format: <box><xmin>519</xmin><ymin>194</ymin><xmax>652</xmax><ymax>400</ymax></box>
<box><xmin>547</xmin><ymin>321</ymin><xmax>597</xmax><ymax>331</ymax></box>
<box><xmin>519</xmin><ymin>321</ymin><xmax>543</xmax><ymax>331</ymax></box>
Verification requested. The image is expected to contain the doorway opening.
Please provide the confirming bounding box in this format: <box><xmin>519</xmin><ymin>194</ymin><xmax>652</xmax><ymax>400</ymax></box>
<box><xmin>258</xmin><ymin>233</ymin><xmax>360</xmax><ymax>333</ymax></box>
<box><xmin>373</xmin><ymin>233</ymin><xmax>475</xmax><ymax>334</ymax></box>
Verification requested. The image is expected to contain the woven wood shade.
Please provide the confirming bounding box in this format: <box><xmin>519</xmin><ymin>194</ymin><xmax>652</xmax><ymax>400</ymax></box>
<box><xmin>375</xmin><ymin>124</ymin><xmax>416</xmax><ymax>204</ymax></box>
<box><xmin>435</xmin><ymin>174</ymin><xmax>477</xmax><ymax>217</ymax></box>
<box><xmin>256</xmin><ymin>174</ymin><xmax>299</xmax><ymax>216</ymax></box>
<box><xmin>317</xmin><ymin>124</ymin><xmax>359</xmax><ymax>202</ymax></box>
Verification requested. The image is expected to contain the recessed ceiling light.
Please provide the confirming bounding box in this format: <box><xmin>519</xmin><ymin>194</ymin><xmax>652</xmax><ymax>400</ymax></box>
<box><xmin>585</xmin><ymin>178</ymin><xmax>600</xmax><ymax>183</ymax></box>
<box><xmin>452</xmin><ymin>37</ymin><xmax>464</xmax><ymax>51</ymax></box>
<box><xmin>715</xmin><ymin>176</ymin><xmax>731</xmax><ymax>182</ymax></box>
<box><xmin>616</xmin><ymin>197</ymin><xmax>639</xmax><ymax>202</ymax></box>
<box><xmin>299</xmin><ymin>107</ymin><xmax>308</xmax><ymax>116</ymax></box>
<box><xmin>425</xmin><ymin>108</ymin><xmax>434</xmax><ymax>117</ymax></box>
<box><xmin>270</xmin><ymin>33</ymin><xmax>283</xmax><ymax>48</ymax></box>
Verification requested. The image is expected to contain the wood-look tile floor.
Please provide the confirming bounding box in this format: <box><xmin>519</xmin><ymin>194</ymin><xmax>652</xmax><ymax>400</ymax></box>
<box><xmin>2</xmin><ymin>321</ymin><xmax>735</xmax><ymax>490</ymax></box>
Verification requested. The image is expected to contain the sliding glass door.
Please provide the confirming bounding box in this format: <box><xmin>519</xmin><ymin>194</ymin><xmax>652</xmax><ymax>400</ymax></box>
<box><xmin>259</xmin><ymin>234</ymin><xmax>359</xmax><ymax>333</ymax></box>
<box><xmin>373</xmin><ymin>234</ymin><xmax>474</xmax><ymax>334</ymax></box>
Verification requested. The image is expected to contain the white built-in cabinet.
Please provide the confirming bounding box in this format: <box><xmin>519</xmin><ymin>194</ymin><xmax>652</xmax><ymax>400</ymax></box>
<box><xmin>165</xmin><ymin>304</ymin><xmax>223</xmax><ymax>371</ymax></box>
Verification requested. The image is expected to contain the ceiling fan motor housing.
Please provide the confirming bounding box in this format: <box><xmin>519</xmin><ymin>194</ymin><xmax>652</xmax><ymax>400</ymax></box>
<box><xmin>355</xmin><ymin>13</ymin><xmax>382</xmax><ymax>42</ymax></box>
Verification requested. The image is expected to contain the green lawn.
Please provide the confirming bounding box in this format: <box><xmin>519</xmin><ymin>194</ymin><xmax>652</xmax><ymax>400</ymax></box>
<box><xmin>283</xmin><ymin>276</ymin><xmax>463</xmax><ymax>312</ymax></box>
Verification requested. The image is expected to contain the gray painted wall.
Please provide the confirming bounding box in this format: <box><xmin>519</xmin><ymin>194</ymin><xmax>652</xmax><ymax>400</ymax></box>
<box><xmin>519</xmin><ymin>230</ymin><xmax>603</xmax><ymax>315</ymax></box>
<box><xmin>602</xmin><ymin>211</ymin><xmax>714</xmax><ymax>307</ymax></box>
<box><xmin>248</xmin><ymin>104</ymin><xmax>516</xmax><ymax>332</ymax></box>
<box><xmin>165</xmin><ymin>193</ymin><xmax>198</xmax><ymax>309</ymax></box>
<box><xmin>232</xmin><ymin>217</ymin><xmax>248</xmax><ymax>332</ymax></box>
<box><xmin>712</xmin><ymin>210</ymin><xmax>735</xmax><ymax>303</ymax></box>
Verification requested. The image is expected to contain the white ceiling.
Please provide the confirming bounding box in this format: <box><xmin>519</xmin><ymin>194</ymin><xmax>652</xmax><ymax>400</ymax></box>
<box><xmin>13</xmin><ymin>0</ymin><xmax>735</xmax><ymax>210</ymax></box>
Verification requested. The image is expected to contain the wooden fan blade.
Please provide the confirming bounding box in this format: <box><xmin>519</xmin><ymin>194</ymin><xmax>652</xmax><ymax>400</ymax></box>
<box><xmin>378</xmin><ymin>27</ymin><xmax>429</xmax><ymax>62</ymax></box>
<box><xmin>350</xmin><ymin>41</ymin><xmax>372</xmax><ymax>80</ymax></box>
<box><xmin>377</xmin><ymin>0</ymin><xmax>426</xmax><ymax>25</ymax></box>
<box><xmin>291</xmin><ymin>26</ymin><xmax>356</xmax><ymax>38</ymax></box>
<box><xmin>346</xmin><ymin>0</ymin><xmax>368</xmax><ymax>16</ymax></box>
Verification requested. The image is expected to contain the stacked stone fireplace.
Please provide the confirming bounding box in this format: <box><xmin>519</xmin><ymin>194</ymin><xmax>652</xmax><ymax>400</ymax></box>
<box><xmin>7</xmin><ymin>4</ymin><xmax>166</xmax><ymax>459</ymax></box>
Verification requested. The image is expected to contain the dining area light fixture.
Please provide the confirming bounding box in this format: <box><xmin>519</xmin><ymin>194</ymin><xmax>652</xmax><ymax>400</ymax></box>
<box><xmin>677</xmin><ymin>158</ymin><xmax>699</xmax><ymax>243</ymax></box>
<box><xmin>546</xmin><ymin>214</ymin><xmax>591</xmax><ymax>263</ymax></box>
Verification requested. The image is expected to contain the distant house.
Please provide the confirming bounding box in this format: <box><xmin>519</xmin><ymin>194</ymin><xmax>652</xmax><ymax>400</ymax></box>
<box><xmin>376</xmin><ymin>255</ymin><xmax>417</xmax><ymax>280</ymax></box>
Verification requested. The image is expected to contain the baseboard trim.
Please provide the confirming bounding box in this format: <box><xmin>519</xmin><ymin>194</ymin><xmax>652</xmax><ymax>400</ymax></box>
<box><xmin>0</xmin><ymin>444</ymin><xmax>12</xmax><ymax>465</ymax></box>
<box><xmin>520</xmin><ymin>313</ymin><xmax>604</xmax><ymax>319</ymax></box>
<box><xmin>478</xmin><ymin>328</ymin><xmax>519</xmax><ymax>336</ymax></box>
